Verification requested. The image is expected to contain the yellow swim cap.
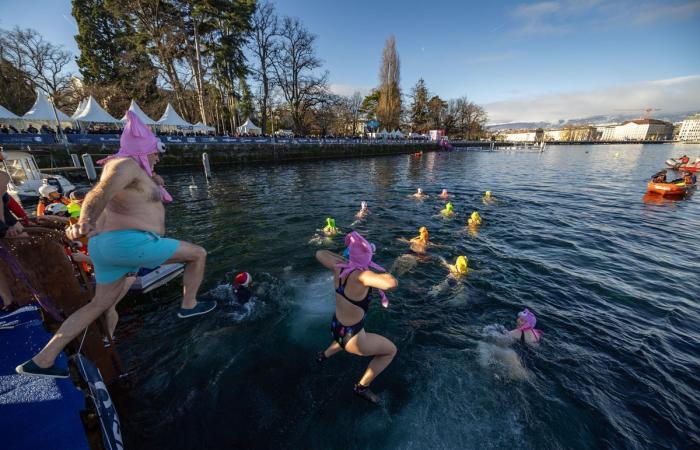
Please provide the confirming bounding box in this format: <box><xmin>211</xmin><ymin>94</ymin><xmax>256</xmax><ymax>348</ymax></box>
<box><xmin>469</xmin><ymin>211</ymin><xmax>482</xmax><ymax>225</ymax></box>
<box><xmin>455</xmin><ymin>256</ymin><xmax>468</xmax><ymax>274</ymax></box>
<box><xmin>484</xmin><ymin>191</ymin><xmax>492</xmax><ymax>198</ymax></box>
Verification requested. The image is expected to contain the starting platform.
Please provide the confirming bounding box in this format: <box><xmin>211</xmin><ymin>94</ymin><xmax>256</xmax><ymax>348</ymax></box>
<box><xmin>0</xmin><ymin>305</ymin><xmax>90</xmax><ymax>450</ymax></box>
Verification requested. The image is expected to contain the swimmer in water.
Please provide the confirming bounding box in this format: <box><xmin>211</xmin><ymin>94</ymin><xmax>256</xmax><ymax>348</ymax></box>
<box><xmin>409</xmin><ymin>226</ymin><xmax>429</xmax><ymax>254</ymax></box>
<box><xmin>468</xmin><ymin>211</ymin><xmax>482</xmax><ymax>226</ymax></box>
<box><xmin>412</xmin><ymin>188</ymin><xmax>428</xmax><ymax>200</ymax></box>
<box><xmin>509</xmin><ymin>308</ymin><xmax>542</xmax><ymax>345</ymax></box>
<box><xmin>446</xmin><ymin>255</ymin><xmax>468</xmax><ymax>276</ymax></box>
<box><xmin>231</xmin><ymin>272</ymin><xmax>253</xmax><ymax>305</ymax></box>
<box><xmin>438</xmin><ymin>189</ymin><xmax>449</xmax><ymax>200</ymax></box>
<box><xmin>440</xmin><ymin>202</ymin><xmax>455</xmax><ymax>218</ymax></box>
<box><xmin>355</xmin><ymin>201</ymin><xmax>369</xmax><ymax>220</ymax></box>
<box><xmin>315</xmin><ymin>231</ymin><xmax>398</xmax><ymax>404</ymax></box>
<box><xmin>429</xmin><ymin>255</ymin><xmax>468</xmax><ymax>296</ymax></box>
<box><xmin>323</xmin><ymin>217</ymin><xmax>339</xmax><ymax>236</ymax></box>
<box><xmin>482</xmin><ymin>191</ymin><xmax>494</xmax><ymax>205</ymax></box>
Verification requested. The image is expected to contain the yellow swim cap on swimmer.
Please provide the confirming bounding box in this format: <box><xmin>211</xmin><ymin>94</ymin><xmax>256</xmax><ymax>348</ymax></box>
<box><xmin>446</xmin><ymin>202</ymin><xmax>453</xmax><ymax>212</ymax></box>
<box><xmin>455</xmin><ymin>256</ymin><xmax>468</xmax><ymax>274</ymax></box>
<box><xmin>468</xmin><ymin>211</ymin><xmax>482</xmax><ymax>225</ymax></box>
<box><xmin>484</xmin><ymin>191</ymin><xmax>492</xmax><ymax>198</ymax></box>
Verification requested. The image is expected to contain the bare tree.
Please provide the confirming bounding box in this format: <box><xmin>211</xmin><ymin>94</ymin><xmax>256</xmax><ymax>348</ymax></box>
<box><xmin>445</xmin><ymin>96</ymin><xmax>488</xmax><ymax>139</ymax></box>
<box><xmin>0</xmin><ymin>27</ymin><xmax>72</xmax><ymax>98</ymax></box>
<box><xmin>348</xmin><ymin>91</ymin><xmax>363</xmax><ymax>136</ymax></box>
<box><xmin>247</xmin><ymin>0</ymin><xmax>278</xmax><ymax>134</ymax></box>
<box><xmin>377</xmin><ymin>35</ymin><xmax>401</xmax><ymax>130</ymax></box>
<box><xmin>272</xmin><ymin>16</ymin><xmax>328</xmax><ymax>134</ymax></box>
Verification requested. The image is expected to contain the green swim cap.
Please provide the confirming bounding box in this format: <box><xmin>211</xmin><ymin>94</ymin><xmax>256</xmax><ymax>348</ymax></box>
<box><xmin>446</xmin><ymin>202</ymin><xmax>453</xmax><ymax>212</ymax></box>
<box><xmin>326</xmin><ymin>217</ymin><xmax>336</xmax><ymax>228</ymax></box>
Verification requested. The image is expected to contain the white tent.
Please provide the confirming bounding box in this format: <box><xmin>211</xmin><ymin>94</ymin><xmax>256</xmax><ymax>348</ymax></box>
<box><xmin>71</xmin><ymin>98</ymin><xmax>87</xmax><ymax>119</ymax></box>
<box><xmin>73</xmin><ymin>96</ymin><xmax>120</xmax><ymax>123</ymax></box>
<box><xmin>193</xmin><ymin>122</ymin><xmax>215</xmax><ymax>132</ymax></box>
<box><xmin>0</xmin><ymin>104</ymin><xmax>19</xmax><ymax>120</ymax></box>
<box><xmin>121</xmin><ymin>100</ymin><xmax>156</xmax><ymax>125</ymax></box>
<box><xmin>236</xmin><ymin>117</ymin><xmax>261</xmax><ymax>135</ymax></box>
<box><xmin>22</xmin><ymin>91</ymin><xmax>71</xmax><ymax>122</ymax></box>
<box><xmin>392</xmin><ymin>129</ymin><xmax>404</xmax><ymax>138</ymax></box>
<box><xmin>157</xmin><ymin>103</ymin><xmax>192</xmax><ymax>127</ymax></box>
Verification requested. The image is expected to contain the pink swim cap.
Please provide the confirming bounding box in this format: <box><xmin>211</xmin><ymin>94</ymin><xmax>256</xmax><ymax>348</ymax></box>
<box><xmin>518</xmin><ymin>308</ymin><xmax>537</xmax><ymax>329</ymax></box>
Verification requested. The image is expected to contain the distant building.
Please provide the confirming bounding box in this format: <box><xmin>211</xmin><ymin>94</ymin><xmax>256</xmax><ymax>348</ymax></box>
<box><xmin>678</xmin><ymin>114</ymin><xmax>700</xmax><ymax>141</ymax></box>
<box><xmin>596</xmin><ymin>125</ymin><xmax>617</xmax><ymax>141</ymax></box>
<box><xmin>613</xmin><ymin>119</ymin><xmax>673</xmax><ymax>141</ymax></box>
<box><xmin>560</xmin><ymin>126</ymin><xmax>596</xmax><ymax>141</ymax></box>
<box><xmin>544</xmin><ymin>129</ymin><xmax>563</xmax><ymax>141</ymax></box>
<box><xmin>504</xmin><ymin>131</ymin><xmax>536</xmax><ymax>142</ymax></box>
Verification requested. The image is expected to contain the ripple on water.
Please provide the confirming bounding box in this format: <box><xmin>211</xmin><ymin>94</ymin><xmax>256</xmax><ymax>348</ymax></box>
<box><xmin>116</xmin><ymin>145</ymin><xmax>700</xmax><ymax>449</ymax></box>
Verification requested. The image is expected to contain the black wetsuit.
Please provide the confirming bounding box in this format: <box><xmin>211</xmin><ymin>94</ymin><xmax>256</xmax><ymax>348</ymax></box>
<box><xmin>331</xmin><ymin>270</ymin><xmax>372</xmax><ymax>348</ymax></box>
<box><xmin>233</xmin><ymin>285</ymin><xmax>252</xmax><ymax>305</ymax></box>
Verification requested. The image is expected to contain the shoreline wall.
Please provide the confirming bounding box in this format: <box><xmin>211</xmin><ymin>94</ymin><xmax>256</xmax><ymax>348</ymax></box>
<box><xmin>30</xmin><ymin>143</ymin><xmax>440</xmax><ymax>169</ymax></box>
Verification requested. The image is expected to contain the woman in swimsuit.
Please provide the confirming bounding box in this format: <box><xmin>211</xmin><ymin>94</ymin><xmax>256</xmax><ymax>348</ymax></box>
<box><xmin>509</xmin><ymin>308</ymin><xmax>542</xmax><ymax>345</ymax></box>
<box><xmin>315</xmin><ymin>231</ymin><xmax>398</xmax><ymax>404</ymax></box>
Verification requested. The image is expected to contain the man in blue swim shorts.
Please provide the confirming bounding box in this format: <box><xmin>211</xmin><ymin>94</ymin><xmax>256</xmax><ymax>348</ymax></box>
<box><xmin>16</xmin><ymin>112</ymin><xmax>216</xmax><ymax>378</ymax></box>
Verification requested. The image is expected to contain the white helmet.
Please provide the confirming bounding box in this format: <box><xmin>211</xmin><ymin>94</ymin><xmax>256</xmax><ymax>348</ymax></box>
<box><xmin>45</xmin><ymin>203</ymin><xmax>68</xmax><ymax>216</ymax></box>
<box><xmin>38</xmin><ymin>184</ymin><xmax>59</xmax><ymax>197</ymax></box>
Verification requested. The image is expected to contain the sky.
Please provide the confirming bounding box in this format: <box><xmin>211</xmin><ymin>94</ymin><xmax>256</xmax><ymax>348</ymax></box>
<box><xmin>1</xmin><ymin>0</ymin><xmax>699</xmax><ymax>123</ymax></box>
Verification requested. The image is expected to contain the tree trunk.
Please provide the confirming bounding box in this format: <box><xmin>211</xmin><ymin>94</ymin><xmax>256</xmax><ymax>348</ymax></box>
<box><xmin>192</xmin><ymin>22</ymin><xmax>208</xmax><ymax>125</ymax></box>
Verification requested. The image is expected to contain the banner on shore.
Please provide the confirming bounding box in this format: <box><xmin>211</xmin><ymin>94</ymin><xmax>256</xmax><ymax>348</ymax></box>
<box><xmin>0</xmin><ymin>133</ymin><xmax>422</xmax><ymax>146</ymax></box>
<box><xmin>0</xmin><ymin>134</ymin><xmax>57</xmax><ymax>144</ymax></box>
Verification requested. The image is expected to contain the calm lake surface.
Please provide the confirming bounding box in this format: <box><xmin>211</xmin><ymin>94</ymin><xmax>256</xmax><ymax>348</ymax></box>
<box><xmin>114</xmin><ymin>144</ymin><xmax>700</xmax><ymax>450</ymax></box>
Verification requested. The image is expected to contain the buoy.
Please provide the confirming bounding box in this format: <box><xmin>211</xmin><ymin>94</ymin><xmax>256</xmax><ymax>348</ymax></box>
<box><xmin>202</xmin><ymin>152</ymin><xmax>212</xmax><ymax>179</ymax></box>
<box><xmin>82</xmin><ymin>154</ymin><xmax>97</xmax><ymax>181</ymax></box>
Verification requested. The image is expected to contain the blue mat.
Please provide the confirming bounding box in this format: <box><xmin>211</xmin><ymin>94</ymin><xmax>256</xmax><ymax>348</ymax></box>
<box><xmin>0</xmin><ymin>306</ymin><xmax>89</xmax><ymax>450</ymax></box>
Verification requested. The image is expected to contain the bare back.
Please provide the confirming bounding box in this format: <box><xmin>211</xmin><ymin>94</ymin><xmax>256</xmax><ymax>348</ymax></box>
<box><xmin>94</xmin><ymin>158</ymin><xmax>166</xmax><ymax>235</ymax></box>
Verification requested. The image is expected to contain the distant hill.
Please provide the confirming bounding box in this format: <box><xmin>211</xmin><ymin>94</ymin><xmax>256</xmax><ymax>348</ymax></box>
<box><xmin>486</xmin><ymin>111</ymin><xmax>699</xmax><ymax>131</ymax></box>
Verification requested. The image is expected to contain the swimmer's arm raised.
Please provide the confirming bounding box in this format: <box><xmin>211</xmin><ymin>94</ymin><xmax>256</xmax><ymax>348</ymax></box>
<box><xmin>78</xmin><ymin>158</ymin><xmax>139</xmax><ymax>227</ymax></box>
<box><xmin>315</xmin><ymin>250</ymin><xmax>344</xmax><ymax>270</ymax></box>
<box><xmin>358</xmin><ymin>271</ymin><xmax>398</xmax><ymax>290</ymax></box>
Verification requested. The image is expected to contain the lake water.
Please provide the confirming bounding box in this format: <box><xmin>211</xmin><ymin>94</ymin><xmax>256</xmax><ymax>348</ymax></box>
<box><xmin>113</xmin><ymin>143</ymin><xmax>700</xmax><ymax>450</ymax></box>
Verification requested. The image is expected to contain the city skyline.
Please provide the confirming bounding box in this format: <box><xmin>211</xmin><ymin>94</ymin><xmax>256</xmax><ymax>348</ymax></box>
<box><xmin>1</xmin><ymin>0</ymin><xmax>699</xmax><ymax>123</ymax></box>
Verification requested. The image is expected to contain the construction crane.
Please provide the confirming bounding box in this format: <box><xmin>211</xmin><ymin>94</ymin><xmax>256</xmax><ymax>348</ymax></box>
<box><xmin>613</xmin><ymin>108</ymin><xmax>661</xmax><ymax>119</ymax></box>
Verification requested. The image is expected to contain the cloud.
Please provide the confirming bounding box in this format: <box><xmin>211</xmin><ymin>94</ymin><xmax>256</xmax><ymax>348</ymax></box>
<box><xmin>508</xmin><ymin>0</ymin><xmax>700</xmax><ymax>36</ymax></box>
<box><xmin>513</xmin><ymin>1</ymin><xmax>561</xmax><ymax>19</ymax></box>
<box><xmin>329</xmin><ymin>84</ymin><xmax>372</xmax><ymax>97</ymax></box>
<box><xmin>484</xmin><ymin>75</ymin><xmax>700</xmax><ymax>123</ymax></box>
<box><xmin>630</xmin><ymin>1</ymin><xmax>700</xmax><ymax>24</ymax></box>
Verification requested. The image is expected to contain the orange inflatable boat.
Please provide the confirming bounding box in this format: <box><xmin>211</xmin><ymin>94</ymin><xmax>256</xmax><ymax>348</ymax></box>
<box><xmin>647</xmin><ymin>181</ymin><xmax>694</xmax><ymax>196</ymax></box>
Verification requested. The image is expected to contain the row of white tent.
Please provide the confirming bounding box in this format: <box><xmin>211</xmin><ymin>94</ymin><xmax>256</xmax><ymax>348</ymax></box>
<box><xmin>0</xmin><ymin>91</ymin><xmax>217</xmax><ymax>132</ymax></box>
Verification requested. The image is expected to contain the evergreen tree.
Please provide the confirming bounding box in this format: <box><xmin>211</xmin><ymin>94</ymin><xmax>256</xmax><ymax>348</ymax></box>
<box><xmin>72</xmin><ymin>0</ymin><xmax>158</xmax><ymax>113</ymax></box>
<box><xmin>360</xmin><ymin>89</ymin><xmax>380</xmax><ymax>121</ymax></box>
<box><xmin>410</xmin><ymin>78</ymin><xmax>429</xmax><ymax>133</ymax></box>
<box><xmin>427</xmin><ymin>95</ymin><xmax>447</xmax><ymax>129</ymax></box>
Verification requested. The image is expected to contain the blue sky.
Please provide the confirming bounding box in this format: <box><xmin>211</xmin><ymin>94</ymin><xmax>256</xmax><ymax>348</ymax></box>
<box><xmin>1</xmin><ymin>0</ymin><xmax>699</xmax><ymax>123</ymax></box>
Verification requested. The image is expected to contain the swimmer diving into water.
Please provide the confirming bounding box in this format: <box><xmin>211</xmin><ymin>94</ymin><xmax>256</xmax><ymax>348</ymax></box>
<box><xmin>315</xmin><ymin>231</ymin><xmax>398</xmax><ymax>404</ymax></box>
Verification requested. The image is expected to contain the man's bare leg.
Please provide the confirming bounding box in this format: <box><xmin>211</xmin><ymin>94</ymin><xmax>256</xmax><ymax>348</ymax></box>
<box><xmin>32</xmin><ymin>276</ymin><xmax>131</xmax><ymax>368</ymax></box>
<box><xmin>105</xmin><ymin>276</ymin><xmax>136</xmax><ymax>339</ymax></box>
<box><xmin>165</xmin><ymin>241</ymin><xmax>207</xmax><ymax>309</ymax></box>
